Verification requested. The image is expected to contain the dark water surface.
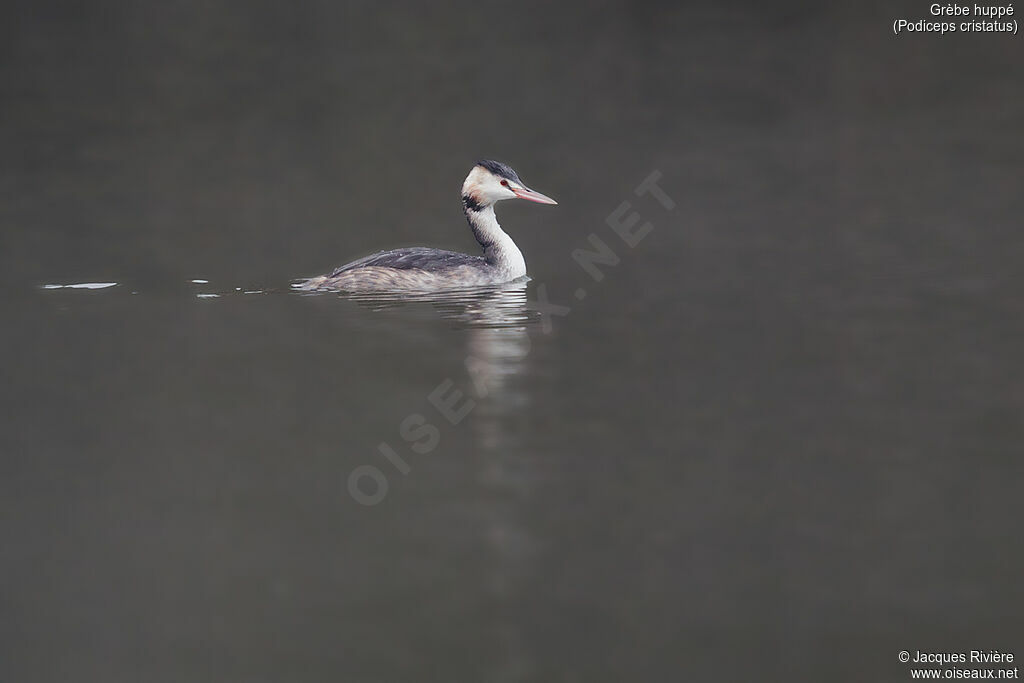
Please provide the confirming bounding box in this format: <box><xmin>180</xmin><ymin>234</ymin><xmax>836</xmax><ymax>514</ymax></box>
<box><xmin>2</xmin><ymin>2</ymin><xmax>1022</xmax><ymax>681</ymax></box>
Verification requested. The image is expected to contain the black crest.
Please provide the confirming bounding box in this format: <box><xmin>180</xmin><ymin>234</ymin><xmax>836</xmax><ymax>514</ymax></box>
<box><xmin>476</xmin><ymin>159</ymin><xmax>521</xmax><ymax>184</ymax></box>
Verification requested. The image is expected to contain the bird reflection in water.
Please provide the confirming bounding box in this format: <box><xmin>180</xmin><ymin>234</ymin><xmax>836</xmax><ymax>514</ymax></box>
<box><xmin>328</xmin><ymin>279</ymin><xmax>541</xmax><ymax>679</ymax></box>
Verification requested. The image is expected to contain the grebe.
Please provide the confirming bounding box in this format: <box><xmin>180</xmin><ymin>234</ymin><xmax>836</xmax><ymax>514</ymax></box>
<box><xmin>300</xmin><ymin>160</ymin><xmax>556</xmax><ymax>292</ymax></box>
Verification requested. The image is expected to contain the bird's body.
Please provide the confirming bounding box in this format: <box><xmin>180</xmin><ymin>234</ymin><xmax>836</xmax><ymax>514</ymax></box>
<box><xmin>300</xmin><ymin>160</ymin><xmax>555</xmax><ymax>292</ymax></box>
<box><xmin>302</xmin><ymin>248</ymin><xmax>496</xmax><ymax>291</ymax></box>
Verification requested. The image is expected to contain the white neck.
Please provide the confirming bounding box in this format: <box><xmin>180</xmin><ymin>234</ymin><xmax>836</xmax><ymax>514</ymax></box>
<box><xmin>466</xmin><ymin>205</ymin><xmax>526</xmax><ymax>279</ymax></box>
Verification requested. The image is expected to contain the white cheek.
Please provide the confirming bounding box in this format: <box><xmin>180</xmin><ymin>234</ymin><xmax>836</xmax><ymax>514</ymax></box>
<box><xmin>485</xmin><ymin>182</ymin><xmax>512</xmax><ymax>202</ymax></box>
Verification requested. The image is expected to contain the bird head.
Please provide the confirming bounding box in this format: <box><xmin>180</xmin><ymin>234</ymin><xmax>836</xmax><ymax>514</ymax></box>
<box><xmin>462</xmin><ymin>159</ymin><xmax>557</xmax><ymax>211</ymax></box>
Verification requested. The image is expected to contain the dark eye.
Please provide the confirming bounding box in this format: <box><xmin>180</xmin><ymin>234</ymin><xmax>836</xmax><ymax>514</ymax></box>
<box><xmin>500</xmin><ymin>180</ymin><xmax>509</xmax><ymax>187</ymax></box>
